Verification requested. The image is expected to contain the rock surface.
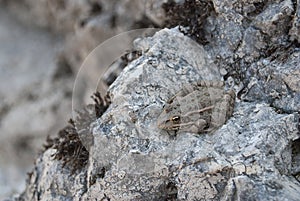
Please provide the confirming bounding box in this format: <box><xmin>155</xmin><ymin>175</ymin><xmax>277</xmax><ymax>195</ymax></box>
<box><xmin>0</xmin><ymin>0</ymin><xmax>161</xmax><ymax>198</ymax></box>
<box><xmin>2</xmin><ymin>0</ymin><xmax>300</xmax><ymax>200</ymax></box>
<box><xmin>17</xmin><ymin>27</ymin><xmax>300</xmax><ymax>200</ymax></box>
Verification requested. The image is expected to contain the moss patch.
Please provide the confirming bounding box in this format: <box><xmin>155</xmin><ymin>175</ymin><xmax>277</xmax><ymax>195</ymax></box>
<box><xmin>47</xmin><ymin>119</ymin><xmax>89</xmax><ymax>174</ymax></box>
<box><xmin>44</xmin><ymin>91</ymin><xmax>111</xmax><ymax>174</ymax></box>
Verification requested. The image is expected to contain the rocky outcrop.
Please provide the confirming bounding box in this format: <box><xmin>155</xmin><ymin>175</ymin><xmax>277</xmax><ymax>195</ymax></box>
<box><xmin>3</xmin><ymin>0</ymin><xmax>300</xmax><ymax>200</ymax></box>
<box><xmin>18</xmin><ymin>24</ymin><xmax>300</xmax><ymax>200</ymax></box>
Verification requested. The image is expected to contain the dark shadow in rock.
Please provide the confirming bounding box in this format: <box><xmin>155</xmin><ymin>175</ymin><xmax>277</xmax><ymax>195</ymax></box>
<box><xmin>292</xmin><ymin>138</ymin><xmax>300</xmax><ymax>182</ymax></box>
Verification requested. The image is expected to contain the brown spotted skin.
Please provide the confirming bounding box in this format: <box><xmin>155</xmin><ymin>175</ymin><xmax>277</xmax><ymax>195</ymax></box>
<box><xmin>157</xmin><ymin>81</ymin><xmax>235</xmax><ymax>134</ymax></box>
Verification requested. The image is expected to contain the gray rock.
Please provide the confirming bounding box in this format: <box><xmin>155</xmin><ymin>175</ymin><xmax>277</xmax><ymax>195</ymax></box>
<box><xmin>5</xmin><ymin>0</ymin><xmax>300</xmax><ymax>200</ymax></box>
<box><xmin>290</xmin><ymin>0</ymin><xmax>300</xmax><ymax>42</ymax></box>
<box><xmin>19</xmin><ymin>28</ymin><xmax>300</xmax><ymax>200</ymax></box>
<box><xmin>0</xmin><ymin>0</ymin><xmax>162</xmax><ymax>198</ymax></box>
<box><xmin>242</xmin><ymin>49</ymin><xmax>300</xmax><ymax>113</ymax></box>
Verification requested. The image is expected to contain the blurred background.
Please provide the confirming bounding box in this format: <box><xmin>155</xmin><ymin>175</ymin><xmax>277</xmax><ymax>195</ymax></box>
<box><xmin>0</xmin><ymin>7</ymin><xmax>70</xmax><ymax>199</ymax></box>
<box><xmin>0</xmin><ymin>0</ymin><xmax>165</xmax><ymax>199</ymax></box>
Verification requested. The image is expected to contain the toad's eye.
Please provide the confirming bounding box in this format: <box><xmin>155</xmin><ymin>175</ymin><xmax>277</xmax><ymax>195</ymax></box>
<box><xmin>171</xmin><ymin>116</ymin><xmax>181</xmax><ymax>123</ymax></box>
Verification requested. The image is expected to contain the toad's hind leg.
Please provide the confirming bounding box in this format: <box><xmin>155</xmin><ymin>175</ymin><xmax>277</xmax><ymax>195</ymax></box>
<box><xmin>210</xmin><ymin>90</ymin><xmax>235</xmax><ymax>128</ymax></box>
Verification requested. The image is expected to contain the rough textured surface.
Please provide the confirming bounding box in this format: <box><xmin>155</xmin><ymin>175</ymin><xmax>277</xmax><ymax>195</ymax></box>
<box><xmin>0</xmin><ymin>0</ymin><xmax>161</xmax><ymax>198</ymax></box>
<box><xmin>16</xmin><ymin>27</ymin><xmax>300</xmax><ymax>200</ymax></box>
<box><xmin>290</xmin><ymin>0</ymin><xmax>300</xmax><ymax>42</ymax></box>
<box><xmin>86</xmin><ymin>29</ymin><xmax>221</xmax><ymax>200</ymax></box>
<box><xmin>2</xmin><ymin>0</ymin><xmax>300</xmax><ymax>200</ymax></box>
